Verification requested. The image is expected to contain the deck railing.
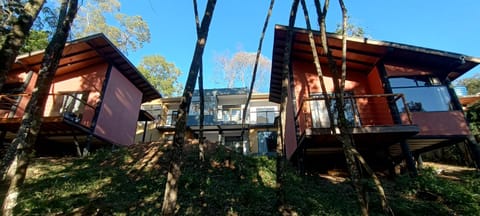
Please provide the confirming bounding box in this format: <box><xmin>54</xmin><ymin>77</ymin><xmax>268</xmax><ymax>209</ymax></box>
<box><xmin>0</xmin><ymin>93</ymin><xmax>29</xmax><ymax>118</ymax></box>
<box><xmin>46</xmin><ymin>93</ymin><xmax>97</xmax><ymax>126</ymax></box>
<box><xmin>158</xmin><ymin>110</ymin><xmax>279</xmax><ymax>127</ymax></box>
<box><xmin>0</xmin><ymin>92</ymin><xmax>97</xmax><ymax>128</ymax></box>
<box><xmin>296</xmin><ymin>93</ymin><xmax>413</xmax><ymax>130</ymax></box>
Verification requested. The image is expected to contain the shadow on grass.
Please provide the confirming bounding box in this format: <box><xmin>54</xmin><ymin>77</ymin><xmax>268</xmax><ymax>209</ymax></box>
<box><xmin>11</xmin><ymin>142</ymin><xmax>480</xmax><ymax>215</ymax></box>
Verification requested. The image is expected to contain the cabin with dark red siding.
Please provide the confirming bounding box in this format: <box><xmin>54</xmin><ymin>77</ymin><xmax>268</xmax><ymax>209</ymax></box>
<box><xmin>0</xmin><ymin>34</ymin><xmax>161</xmax><ymax>154</ymax></box>
<box><xmin>269</xmin><ymin>25</ymin><xmax>480</xmax><ymax>171</ymax></box>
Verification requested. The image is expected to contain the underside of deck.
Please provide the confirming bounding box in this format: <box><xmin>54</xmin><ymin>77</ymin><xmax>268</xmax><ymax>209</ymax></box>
<box><xmin>297</xmin><ymin>125</ymin><xmax>419</xmax><ymax>154</ymax></box>
<box><xmin>292</xmin><ymin>124</ymin><xmax>474</xmax><ymax>172</ymax></box>
<box><xmin>0</xmin><ymin>117</ymin><xmax>111</xmax><ymax>156</ymax></box>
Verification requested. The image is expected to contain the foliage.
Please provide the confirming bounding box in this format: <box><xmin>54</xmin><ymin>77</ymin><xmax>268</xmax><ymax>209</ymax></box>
<box><xmin>137</xmin><ymin>55</ymin><xmax>182</xmax><ymax>97</ymax></box>
<box><xmin>19</xmin><ymin>30</ymin><xmax>49</xmax><ymax>54</ymax></box>
<box><xmin>0</xmin><ymin>0</ymin><xmax>25</xmax><ymax>34</ymax></box>
<box><xmin>456</xmin><ymin>73</ymin><xmax>480</xmax><ymax>95</ymax></box>
<box><xmin>393</xmin><ymin>167</ymin><xmax>480</xmax><ymax>215</ymax></box>
<box><xmin>466</xmin><ymin>101</ymin><xmax>480</xmax><ymax>137</ymax></box>
<box><xmin>215</xmin><ymin>51</ymin><xmax>271</xmax><ymax>93</ymax></box>
<box><xmin>334</xmin><ymin>16</ymin><xmax>365</xmax><ymax>37</ymax></box>
<box><xmin>11</xmin><ymin>142</ymin><xmax>479</xmax><ymax>215</ymax></box>
<box><xmin>71</xmin><ymin>0</ymin><xmax>150</xmax><ymax>54</ymax></box>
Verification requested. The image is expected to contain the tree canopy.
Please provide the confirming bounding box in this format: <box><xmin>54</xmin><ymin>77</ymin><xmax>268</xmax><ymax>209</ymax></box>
<box><xmin>215</xmin><ymin>51</ymin><xmax>271</xmax><ymax>92</ymax></box>
<box><xmin>71</xmin><ymin>0</ymin><xmax>150</xmax><ymax>54</ymax></box>
<box><xmin>457</xmin><ymin>74</ymin><xmax>480</xmax><ymax>95</ymax></box>
<box><xmin>19</xmin><ymin>30</ymin><xmax>49</xmax><ymax>54</ymax></box>
<box><xmin>137</xmin><ymin>55</ymin><xmax>182</xmax><ymax>97</ymax></box>
<box><xmin>335</xmin><ymin>16</ymin><xmax>365</xmax><ymax>37</ymax></box>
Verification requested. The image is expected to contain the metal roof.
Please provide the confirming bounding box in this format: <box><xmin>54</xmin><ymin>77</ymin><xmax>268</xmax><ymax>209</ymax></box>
<box><xmin>269</xmin><ymin>25</ymin><xmax>480</xmax><ymax>103</ymax></box>
<box><xmin>14</xmin><ymin>33</ymin><xmax>162</xmax><ymax>102</ymax></box>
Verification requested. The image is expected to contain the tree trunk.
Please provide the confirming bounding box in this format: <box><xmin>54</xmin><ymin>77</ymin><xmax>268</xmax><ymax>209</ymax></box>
<box><xmin>241</xmin><ymin>0</ymin><xmax>275</xmax><ymax>150</ymax></box>
<box><xmin>310</xmin><ymin>1</ymin><xmax>393</xmax><ymax>215</ymax></box>
<box><xmin>276</xmin><ymin>0</ymin><xmax>299</xmax><ymax>213</ymax></box>
<box><xmin>193</xmin><ymin>0</ymin><xmax>206</xmax><ymax>162</ymax></box>
<box><xmin>161</xmin><ymin>1</ymin><xmax>217</xmax><ymax>215</ymax></box>
<box><xmin>1</xmin><ymin>0</ymin><xmax>78</xmax><ymax>215</ymax></box>
<box><xmin>0</xmin><ymin>0</ymin><xmax>45</xmax><ymax>91</ymax></box>
<box><xmin>310</xmin><ymin>1</ymin><xmax>366</xmax><ymax>214</ymax></box>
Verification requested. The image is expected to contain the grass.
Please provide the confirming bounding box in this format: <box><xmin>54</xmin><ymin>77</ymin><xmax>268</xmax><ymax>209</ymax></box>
<box><xmin>10</xmin><ymin>141</ymin><xmax>480</xmax><ymax>215</ymax></box>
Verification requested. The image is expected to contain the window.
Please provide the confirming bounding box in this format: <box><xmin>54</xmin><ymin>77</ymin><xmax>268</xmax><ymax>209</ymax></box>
<box><xmin>221</xmin><ymin>105</ymin><xmax>242</xmax><ymax>123</ymax></box>
<box><xmin>257</xmin><ymin>131</ymin><xmax>277</xmax><ymax>154</ymax></box>
<box><xmin>255</xmin><ymin>107</ymin><xmax>276</xmax><ymax>124</ymax></box>
<box><xmin>309</xmin><ymin>93</ymin><xmax>360</xmax><ymax>128</ymax></box>
<box><xmin>390</xmin><ymin>76</ymin><xmax>453</xmax><ymax>112</ymax></box>
<box><xmin>166</xmin><ymin>110</ymin><xmax>178</xmax><ymax>126</ymax></box>
<box><xmin>52</xmin><ymin>92</ymin><xmax>89</xmax><ymax>122</ymax></box>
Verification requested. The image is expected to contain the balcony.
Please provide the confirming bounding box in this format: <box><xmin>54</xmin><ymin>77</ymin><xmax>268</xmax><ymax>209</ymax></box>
<box><xmin>0</xmin><ymin>92</ymin><xmax>97</xmax><ymax>135</ymax></box>
<box><xmin>295</xmin><ymin>93</ymin><xmax>419</xmax><ymax>153</ymax></box>
<box><xmin>185</xmin><ymin>109</ymin><xmax>279</xmax><ymax>126</ymax></box>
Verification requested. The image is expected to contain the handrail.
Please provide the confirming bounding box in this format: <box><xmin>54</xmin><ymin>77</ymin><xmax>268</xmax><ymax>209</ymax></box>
<box><xmin>296</xmin><ymin>93</ymin><xmax>414</xmax><ymax>127</ymax></box>
<box><xmin>49</xmin><ymin>93</ymin><xmax>96</xmax><ymax>112</ymax></box>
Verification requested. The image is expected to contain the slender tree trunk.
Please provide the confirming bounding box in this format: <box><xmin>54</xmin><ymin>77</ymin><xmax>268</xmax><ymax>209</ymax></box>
<box><xmin>241</xmin><ymin>0</ymin><xmax>275</xmax><ymax>149</ymax></box>
<box><xmin>299</xmin><ymin>0</ymin><xmax>334</xmax><ymax>133</ymax></box>
<box><xmin>198</xmin><ymin>64</ymin><xmax>205</xmax><ymax>160</ymax></box>
<box><xmin>337</xmin><ymin>1</ymin><xmax>393</xmax><ymax>214</ymax></box>
<box><xmin>0</xmin><ymin>0</ymin><xmax>45</xmax><ymax>91</ymax></box>
<box><xmin>311</xmin><ymin>1</ymin><xmax>367</xmax><ymax>214</ymax></box>
<box><xmin>1</xmin><ymin>1</ymin><xmax>78</xmax><ymax>215</ymax></box>
<box><xmin>310</xmin><ymin>0</ymin><xmax>393</xmax><ymax>215</ymax></box>
<box><xmin>276</xmin><ymin>0</ymin><xmax>299</xmax><ymax>213</ymax></box>
<box><xmin>192</xmin><ymin>0</ymin><xmax>206</xmax><ymax>162</ymax></box>
<box><xmin>161</xmin><ymin>1</ymin><xmax>216</xmax><ymax>215</ymax></box>
<box><xmin>192</xmin><ymin>1</ymin><xmax>207</xmax><ymax>211</ymax></box>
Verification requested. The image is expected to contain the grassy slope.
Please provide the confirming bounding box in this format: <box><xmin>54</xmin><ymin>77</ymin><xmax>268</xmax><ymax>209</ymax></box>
<box><xmin>13</xmin><ymin>142</ymin><xmax>480</xmax><ymax>215</ymax></box>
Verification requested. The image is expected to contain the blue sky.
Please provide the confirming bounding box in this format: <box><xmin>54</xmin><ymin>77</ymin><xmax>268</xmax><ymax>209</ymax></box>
<box><xmin>120</xmin><ymin>0</ymin><xmax>480</xmax><ymax>91</ymax></box>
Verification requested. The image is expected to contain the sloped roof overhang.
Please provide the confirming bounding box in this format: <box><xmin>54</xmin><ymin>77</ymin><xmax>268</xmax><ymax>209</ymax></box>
<box><xmin>269</xmin><ymin>25</ymin><xmax>480</xmax><ymax>103</ymax></box>
<box><xmin>13</xmin><ymin>33</ymin><xmax>162</xmax><ymax>102</ymax></box>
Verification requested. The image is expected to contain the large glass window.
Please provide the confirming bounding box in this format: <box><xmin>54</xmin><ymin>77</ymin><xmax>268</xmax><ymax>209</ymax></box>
<box><xmin>309</xmin><ymin>93</ymin><xmax>360</xmax><ymax>128</ymax></box>
<box><xmin>390</xmin><ymin>76</ymin><xmax>453</xmax><ymax>112</ymax></box>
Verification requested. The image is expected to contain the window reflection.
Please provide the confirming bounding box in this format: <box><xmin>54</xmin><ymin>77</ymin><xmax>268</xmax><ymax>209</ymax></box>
<box><xmin>390</xmin><ymin>76</ymin><xmax>452</xmax><ymax>112</ymax></box>
<box><xmin>256</xmin><ymin>107</ymin><xmax>276</xmax><ymax>124</ymax></box>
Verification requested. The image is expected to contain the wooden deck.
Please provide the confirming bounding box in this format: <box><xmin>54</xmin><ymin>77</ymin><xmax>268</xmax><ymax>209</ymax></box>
<box><xmin>0</xmin><ymin>116</ymin><xmax>92</xmax><ymax>138</ymax></box>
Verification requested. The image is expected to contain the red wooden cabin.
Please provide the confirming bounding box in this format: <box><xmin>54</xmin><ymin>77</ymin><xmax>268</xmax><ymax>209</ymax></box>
<box><xmin>0</xmin><ymin>34</ymin><xmax>161</xmax><ymax>153</ymax></box>
<box><xmin>269</xmin><ymin>25</ymin><xmax>480</xmax><ymax>171</ymax></box>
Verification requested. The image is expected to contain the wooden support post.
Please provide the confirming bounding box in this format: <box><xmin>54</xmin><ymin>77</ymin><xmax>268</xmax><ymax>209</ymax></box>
<box><xmin>466</xmin><ymin>135</ymin><xmax>480</xmax><ymax>169</ymax></box>
<box><xmin>73</xmin><ymin>135</ymin><xmax>82</xmax><ymax>157</ymax></box>
<box><xmin>142</xmin><ymin>120</ymin><xmax>148</xmax><ymax>143</ymax></box>
<box><xmin>84</xmin><ymin>135</ymin><xmax>92</xmax><ymax>156</ymax></box>
<box><xmin>400</xmin><ymin>140</ymin><xmax>418</xmax><ymax>176</ymax></box>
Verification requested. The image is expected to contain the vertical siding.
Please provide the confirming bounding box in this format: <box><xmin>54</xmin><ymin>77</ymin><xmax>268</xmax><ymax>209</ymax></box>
<box><xmin>13</xmin><ymin>71</ymin><xmax>38</xmax><ymax>118</ymax></box>
<box><xmin>293</xmin><ymin>60</ymin><xmax>388</xmax><ymax>131</ymax></box>
<box><xmin>402</xmin><ymin>111</ymin><xmax>470</xmax><ymax>136</ymax></box>
<box><xmin>360</xmin><ymin>67</ymin><xmax>394</xmax><ymax>125</ymax></box>
<box><xmin>285</xmin><ymin>89</ymin><xmax>297</xmax><ymax>159</ymax></box>
<box><xmin>43</xmin><ymin>63</ymin><xmax>107</xmax><ymax>127</ymax></box>
<box><xmin>94</xmin><ymin>66</ymin><xmax>143</xmax><ymax>146</ymax></box>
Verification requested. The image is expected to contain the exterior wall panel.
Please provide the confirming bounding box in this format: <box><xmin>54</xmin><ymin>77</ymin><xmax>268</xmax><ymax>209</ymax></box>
<box><xmin>94</xmin><ymin>66</ymin><xmax>143</xmax><ymax>146</ymax></box>
<box><xmin>402</xmin><ymin>111</ymin><xmax>470</xmax><ymax>136</ymax></box>
<box><xmin>43</xmin><ymin>63</ymin><xmax>107</xmax><ymax>128</ymax></box>
<box><xmin>13</xmin><ymin>71</ymin><xmax>38</xmax><ymax>118</ymax></box>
